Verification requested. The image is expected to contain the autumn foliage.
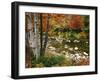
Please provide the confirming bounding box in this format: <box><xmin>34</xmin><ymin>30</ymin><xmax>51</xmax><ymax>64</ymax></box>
<box><xmin>25</xmin><ymin>12</ymin><xmax>89</xmax><ymax>68</ymax></box>
<box><xmin>67</xmin><ymin>15</ymin><xmax>83</xmax><ymax>29</ymax></box>
<box><xmin>41</xmin><ymin>14</ymin><xmax>84</xmax><ymax>31</ymax></box>
<box><xmin>42</xmin><ymin>13</ymin><xmax>48</xmax><ymax>32</ymax></box>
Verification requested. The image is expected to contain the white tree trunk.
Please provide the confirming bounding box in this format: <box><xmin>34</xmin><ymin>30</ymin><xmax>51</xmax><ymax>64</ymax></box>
<box><xmin>34</xmin><ymin>13</ymin><xmax>40</xmax><ymax>60</ymax></box>
<box><xmin>27</xmin><ymin>13</ymin><xmax>40</xmax><ymax>60</ymax></box>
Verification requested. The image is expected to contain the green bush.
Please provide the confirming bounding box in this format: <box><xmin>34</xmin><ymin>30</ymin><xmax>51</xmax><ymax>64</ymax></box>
<box><xmin>43</xmin><ymin>55</ymin><xmax>65</xmax><ymax>67</ymax></box>
<box><xmin>32</xmin><ymin>55</ymin><xmax>67</xmax><ymax>67</ymax></box>
<box><xmin>31</xmin><ymin>54</ymin><xmax>76</xmax><ymax>68</ymax></box>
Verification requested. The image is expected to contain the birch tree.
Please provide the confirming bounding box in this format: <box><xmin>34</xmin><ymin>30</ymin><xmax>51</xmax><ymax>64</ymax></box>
<box><xmin>26</xmin><ymin>13</ymin><xmax>40</xmax><ymax>60</ymax></box>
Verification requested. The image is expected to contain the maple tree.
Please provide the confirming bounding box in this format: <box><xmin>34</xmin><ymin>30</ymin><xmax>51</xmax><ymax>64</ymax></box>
<box><xmin>67</xmin><ymin>15</ymin><xmax>84</xmax><ymax>29</ymax></box>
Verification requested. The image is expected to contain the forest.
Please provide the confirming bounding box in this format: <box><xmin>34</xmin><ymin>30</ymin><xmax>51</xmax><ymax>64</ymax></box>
<box><xmin>25</xmin><ymin>12</ymin><xmax>89</xmax><ymax>68</ymax></box>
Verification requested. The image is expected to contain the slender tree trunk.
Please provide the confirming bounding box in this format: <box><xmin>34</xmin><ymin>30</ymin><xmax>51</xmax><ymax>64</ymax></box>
<box><xmin>40</xmin><ymin>13</ymin><xmax>43</xmax><ymax>56</ymax></box>
<box><xmin>25</xmin><ymin>13</ymin><xmax>33</xmax><ymax>68</ymax></box>
<box><xmin>43</xmin><ymin>14</ymin><xmax>49</xmax><ymax>55</ymax></box>
<box><xmin>34</xmin><ymin>13</ymin><xmax>40</xmax><ymax>60</ymax></box>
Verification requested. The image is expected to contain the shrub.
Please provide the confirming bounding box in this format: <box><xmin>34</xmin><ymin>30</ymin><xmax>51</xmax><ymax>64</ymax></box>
<box><xmin>42</xmin><ymin>55</ymin><xmax>65</xmax><ymax>67</ymax></box>
<box><xmin>35</xmin><ymin>63</ymin><xmax>44</xmax><ymax>67</ymax></box>
<box><xmin>32</xmin><ymin>55</ymin><xmax>66</xmax><ymax>67</ymax></box>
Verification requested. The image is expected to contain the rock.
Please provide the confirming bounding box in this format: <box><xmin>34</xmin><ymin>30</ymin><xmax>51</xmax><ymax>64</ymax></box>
<box><xmin>83</xmin><ymin>52</ymin><xmax>88</xmax><ymax>56</ymax></box>
<box><xmin>66</xmin><ymin>40</ymin><xmax>71</xmax><ymax>43</ymax></box>
<box><xmin>86</xmin><ymin>41</ymin><xmax>88</xmax><ymax>44</ymax></box>
<box><xmin>74</xmin><ymin>47</ymin><xmax>78</xmax><ymax>50</ymax></box>
<box><xmin>64</xmin><ymin>45</ymin><xmax>68</xmax><ymax>48</ymax></box>
<box><xmin>82</xmin><ymin>56</ymin><xmax>86</xmax><ymax>59</ymax></box>
<box><xmin>48</xmin><ymin>46</ymin><xmax>56</xmax><ymax>51</ymax></box>
<box><xmin>65</xmin><ymin>54</ymin><xmax>70</xmax><ymax>58</ymax></box>
<box><xmin>75</xmin><ymin>53</ymin><xmax>79</xmax><ymax>57</ymax></box>
<box><xmin>69</xmin><ymin>48</ymin><xmax>73</xmax><ymax>51</ymax></box>
<box><xmin>74</xmin><ymin>40</ymin><xmax>80</xmax><ymax>43</ymax></box>
<box><xmin>70</xmin><ymin>54</ymin><xmax>75</xmax><ymax>59</ymax></box>
<box><xmin>61</xmin><ymin>51</ymin><xmax>66</xmax><ymax>54</ymax></box>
